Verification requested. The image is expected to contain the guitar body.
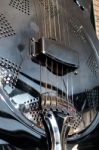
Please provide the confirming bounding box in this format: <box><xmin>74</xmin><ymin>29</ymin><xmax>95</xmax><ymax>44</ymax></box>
<box><xmin>0</xmin><ymin>0</ymin><xmax>98</xmax><ymax>148</ymax></box>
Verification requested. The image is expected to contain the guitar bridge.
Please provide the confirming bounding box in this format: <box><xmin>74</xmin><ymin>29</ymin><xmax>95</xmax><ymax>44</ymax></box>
<box><xmin>30</xmin><ymin>37</ymin><xmax>79</xmax><ymax>75</ymax></box>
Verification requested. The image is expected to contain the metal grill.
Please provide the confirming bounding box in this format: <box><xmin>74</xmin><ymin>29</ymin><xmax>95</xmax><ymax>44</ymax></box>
<box><xmin>0</xmin><ymin>57</ymin><xmax>20</xmax><ymax>86</ymax></box>
<box><xmin>87</xmin><ymin>54</ymin><xmax>98</xmax><ymax>75</ymax></box>
<box><xmin>16</xmin><ymin>91</ymin><xmax>82</xmax><ymax>130</ymax></box>
<box><xmin>9</xmin><ymin>0</ymin><xmax>30</xmax><ymax>15</ymax></box>
<box><xmin>0</xmin><ymin>14</ymin><xmax>15</xmax><ymax>38</ymax></box>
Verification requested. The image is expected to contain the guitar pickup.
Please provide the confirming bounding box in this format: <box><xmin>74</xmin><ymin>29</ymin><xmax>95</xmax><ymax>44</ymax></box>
<box><xmin>30</xmin><ymin>37</ymin><xmax>79</xmax><ymax>75</ymax></box>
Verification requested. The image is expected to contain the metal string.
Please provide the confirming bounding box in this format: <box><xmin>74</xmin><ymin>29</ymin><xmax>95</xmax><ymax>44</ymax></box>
<box><xmin>52</xmin><ymin>0</ymin><xmax>57</xmax><ymax>40</ymax></box>
<box><xmin>42</xmin><ymin>0</ymin><xmax>74</xmax><ymax>116</ymax></box>
<box><xmin>40</xmin><ymin>62</ymin><xmax>42</xmax><ymax>94</ymax></box>
<box><xmin>64</xmin><ymin>0</ymin><xmax>70</xmax><ymax>47</ymax></box>
<box><xmin>34</xmin><ymin>1</ymin><xmax>41</xmax><ymax>39</ymax></box>
<box><xmin>45</xmin><ymin>57</ymin><xmax>48</xmax><ymax>104</ymax></box>
<box><xmin>48</xmin><ymin>0</ymin><xmax>52</xmax><ymax>38</ymax></box>
<box><xmin>44</xmin><ymin>0</ymin><xmax>47</xmax><ymax>36</ymax></box>
<box><xmin>61</xmin><ymin>0</ymin><xmax>68</xmax><ymax>111</ymax></box>
<box><xmin>56</xmin><ymin>0</ymin><xmax>61</xmax><ymax>41</ymax></box>
<box><xmin>66</xmin><ymin>69</ymin><xmax>69</xmax><ymax>111</ymax></box>
<box><xmin>56</xmin><ymin>63</ymin><xmax>59</xmax><ymax>106</ymax></box>
<box><xmin>65</xmin><ymin>0</ymin><xmax>73</xmax><ymax>112</ymax></box>
<box><xmin>63</xmin><ymin>0</ymin><xmax>66</xmax><ymax>45</ymax></box>
<box><xmin>50</xmin><ymin>60</ymin><xmax>53</xmax><ymax>105</ymax></box>
<box><xmin>70</xmin><ymin>73</ymin><xmax>73</xmax><ymax>104</ymax></box>
<box><xmin>61</xmin><ymin>64</ymin><xmax>64</xmax><ymax>102</ymax></box>
<box><xmin>70</xmin><ymin>72</ymin><xmax>76</xmax><ymax>115</ymax></box>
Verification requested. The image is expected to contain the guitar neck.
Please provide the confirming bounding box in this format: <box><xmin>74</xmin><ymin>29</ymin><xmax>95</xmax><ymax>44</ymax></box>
<box><xmin>93</xmin><ymin>0</ymin><xmax>99</xmax><ymax>39</ymax></box>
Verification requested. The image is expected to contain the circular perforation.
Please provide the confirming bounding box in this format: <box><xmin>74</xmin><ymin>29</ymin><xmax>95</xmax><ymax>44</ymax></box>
<box><xmin>9</xmin><ymin>0</ymin><xmax>30</xmax><ymax>15</ymax></box>
<box><xmin>0</xmin><ymin>14</ymin><xmax>15</xmax><ymax>38</ymax></box>
<box><xmin>87</xmin><ymin>54</ymin><xmax>99</xmax><ymax>76</ymax></box>
<box><xmin>23</xmin><ymin>97</ymin><xmax>43</xmax><ymax>128</ymax></box>
<box><xmin>0</xmin><ymin>57</ymin><xmax>21</xmax><ymax>86</ymax></box>
<box><xmin>72</xmin><ymin>114</ymin><xmax>82</xmax><ymax>129</ymax></box>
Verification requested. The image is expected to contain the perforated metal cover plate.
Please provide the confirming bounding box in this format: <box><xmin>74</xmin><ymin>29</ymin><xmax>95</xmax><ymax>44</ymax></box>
<box><xmin>9</xmin><ymin>0</ymin><xmax>30</xmax><ymax>15</ymax></box>
<box><xmin>0</xmin><ymin>13</ymin><xmax>15</xmax><ymax>38</ymax></box>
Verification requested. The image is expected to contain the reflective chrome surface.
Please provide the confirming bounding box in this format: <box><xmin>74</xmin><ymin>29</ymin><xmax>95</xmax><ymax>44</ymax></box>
<box><xmin>44</xmin><ymin>111</ymin><xmax>61</xmax><ymax>150</ymax></box>
<box><xmin>0</xmin><ymin>0</ymin><xmax>98</xmax><ymax>149</ymax></box>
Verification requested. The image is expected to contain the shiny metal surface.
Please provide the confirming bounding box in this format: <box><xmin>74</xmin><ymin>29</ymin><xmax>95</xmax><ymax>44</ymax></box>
<box><xmin>0</xmin><ymin>0</ymin><xmax>98</xmax><ymax>149</ymax></box>
<box><xmin>44</xmin><ymin>111</ymin><xmax>71</xmax><ymax>150</ymax></box>
<box><xmin>44</xmin><ymin>111</ymin><xmax>61</xmax><ymax>150</ymax></box>
<box><xmin>30</xmin><ymin>37</ymin><xmax>79</xmax><ymax>75</ymax></box>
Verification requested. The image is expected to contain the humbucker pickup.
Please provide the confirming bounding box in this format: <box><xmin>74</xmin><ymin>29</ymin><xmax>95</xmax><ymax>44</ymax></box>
<box><xmin>30</xmin><ymin>37</ymin><xmax>79</xmax><ymax>75</ymax></box>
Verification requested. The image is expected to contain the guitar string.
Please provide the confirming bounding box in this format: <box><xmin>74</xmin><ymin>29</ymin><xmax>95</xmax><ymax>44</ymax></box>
<box><xmin>64</xmin><ymin>0</ymin><xmax>71</xmax><ymax>105</ymax></box>
<box><xmin>65</xmin><ymin>0</ymin><xmax>70</xmax><ymax>47</ymax></box>
<box><xmin>46</xmin><ymin>0</ymin><xmax>49</xmax><ymax>37</ymax></box>
<box><xmin>48</xmin><ymin>0</ymin><xmax>52</xmax><ymax>38</ymax></box>
<box><xmin>51</xmin><ymin>60</ymin><xmax>53</xmax><ymax>106</ymax></box>
<box><xmin>48</xmin><ymin>0</ymin><xmax>52</xmax><ymax>106</ymax></box>
<box><xmin>56</xmin><ymin>63</ymin><xmax>59</xmax><ymax>107</ymax></box>
<box><xmin>56</xmin><ymin>0</ymin><xmax>61</xmax><ymax>41</ymax></box>
<box><xmin>40</xmin><ymin>62</ymin><xmax>42</xmax><ymax>94</ymax></box>
<box><xmin>45</xmin><ymin>56</ymin><xmax>48</xmax><ymax>105</ymax></box>
<box><xmin>41</xmin><ymin>0</ymin><xmax>45</xmax><ymax>98</ymax></box>
<box><xmin>62</xmin><ymin>0</ymin><xmax>65</xmax><ymax>102</ymax></box>
<box><xmin>66</xmin><ymin>69</ymin><xmax>69</xmax><ymax>112</ymax></box>
<box><xmin>52</xmin><ymin>0</ymin><xmax>57</xmax><ymax>40</ymax></box>
<box><xmin>42</xmin><ymin>0</ymin><xmax>74</xmax><ymax>114</ymax></box>
<box><xmin>44</xmin><ymin>0</ymin><xmax>53</xmax><ymax>106</ymax></box>
<box><xmin>62</xmin><ymin>0</ymin><xmax>66</xmax><ymax>46</ymax></box>
<box><xmin>50</xmin><ymin>0</ymin><xmax>57</xmax><ymax>105</ymax></box>
<box><xmin>56</xmin><ymin>0</ymin><xmax>61</xmax><ymax>104</ymax></box>
<box><xmin>64</xmin><ymin>0</ymin><xmax>69</xmax><ymax>108</ymax></box>
<box><xmin>49</xmin><ymin>0</ymin><xmax>53</xmax><ymax>105</ymax></box>
<box><xmin>33</xmin><ymin>1</ymin><xmax>39</xmax><ymax>38</ymax></box>
<box><xmin>57</xmin><ymin>0</ymin><xmax>65</xmax><ymax>103</ymax></box>
<box><xmin>70</xmin><ymin>72</ymin><xmax>76</xmax><ymax>115</ymax></box>
<box><xmin>62</xmin><ymin>64</ymin><xmax>64</xmax><ymax>104</ymax></box>
<box><xmin>56</xmin><ymin>0</ymin><xmax>62</xmax><ymax>105</ymax></box>
<box><xmin>66</xmin><ymin>1</ymin><xmax>75</xmax><ymax>115</ymax></box>
<box><xmin>65</xmin><ymin>2</ymin><xmax>69</xmax><ymax>111</ymax></box>
<box><xmin>44</xmin><ymin>0</ymin><xmax>47</xmax><ymax>36</ymax></box>
<box><xmin>65</xmin><ymin>0</ymin><xmax>74</xmax><ymax>112</ymax></box>
<box><xmin>67</xmin><ymin>1</ymin><xmax>72</xmax><ymax>111</ymax></box>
